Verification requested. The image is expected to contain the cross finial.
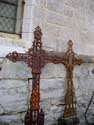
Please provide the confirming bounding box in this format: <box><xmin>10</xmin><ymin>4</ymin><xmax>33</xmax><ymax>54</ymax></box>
<box><xmin>33</xmin><ymin>26</ymin><xmax>42</xmax><ymax>51</ymax></box>
<box><xmin>34</xmin><ymin>26</ymin><xmax>42</xmax><ymax>41</ymax></box>
<box><xmin>68</xmin><ymin>40</ymin><xmax>73</xmax><ymax>49</ymax></box>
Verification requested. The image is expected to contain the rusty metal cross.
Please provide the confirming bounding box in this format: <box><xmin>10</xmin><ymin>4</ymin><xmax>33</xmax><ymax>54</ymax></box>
<box><xmin>62</xmin><ymin>40</ymin><xmax>82</xmax><ymax>119</ymax></box>
<box><xmin>6</xmin><ymin>26</ymin><xmax>83</xmax><ymax>125</ymax></box>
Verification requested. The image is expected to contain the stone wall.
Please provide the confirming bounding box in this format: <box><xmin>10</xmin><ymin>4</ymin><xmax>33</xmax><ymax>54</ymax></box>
<box><xmin>0</xmin><ymin>0</ymin><xmax>94</xmax><ymax>125</ymax></box>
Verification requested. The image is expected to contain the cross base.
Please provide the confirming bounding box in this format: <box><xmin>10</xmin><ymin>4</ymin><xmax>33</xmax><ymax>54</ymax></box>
<box><xmin>24</xmin><ymin>109</ymin><xmax>44</xmax><ymax>125</ymax></box>
<box><xmin>58</xmin><ymin>116</ymin><xmax>80</xmax><ymax>125</ymax></box>
<box><xmin>63</xmin><ymin>108</ymin><xmax>76</xmax><ymax>117</ymax></box>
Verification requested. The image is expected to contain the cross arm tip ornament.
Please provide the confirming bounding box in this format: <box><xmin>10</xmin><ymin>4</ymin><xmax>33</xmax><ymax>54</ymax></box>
<box><xmin>67</xmin><ymin>40</ymin><xmax>83</xmax><ymax>65</ymax></box>
<box><xmin>34</xmin><ymin>26</ymin><xmax>42</xmax><ymax>40</ymax></box>
<box><xmin>68</xmin><ymin>40</ymin><xmax>73</xmax><ymax>46</ymax></box>
<box><xmin>6</xmin><ymin>51</ymin><xmax>19</xmax><ymax>62</ymax></box>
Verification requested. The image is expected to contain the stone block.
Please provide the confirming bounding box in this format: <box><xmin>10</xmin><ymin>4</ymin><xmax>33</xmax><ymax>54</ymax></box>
<box><xmin>40</xmin><ymin>79</ymin><xmax>65</xmax><ymax>91</ymax></box>
<box><xmin>41</xmin><ymin>64</ymin><xmax>66</xmax><ymax>79</ymax></box>
<box><xmin>40</xmin><ymin>79</ymin><xmax>66</xmax><ymax>100</ymax></box>
<box><xmin>46</xmin><ymin>0</ymin><xmax>64</xmax><ymax>14</ymax></box>
<box><xmin>22</xmin><ymin>19</ymin><xmax>32</xmax><ymax>33</ymax></box>
<box><xmin>79</xmin><ymin>77</ymin><xmax>94</xmax><ymax>95</ymax></box>
<box><xmin>63</xmin><ymin>6</ymin><xmax>74</xmax><ymax>17</ymax></box>
<box><xmin>45</xmin><ymin>10</ymin><xmax>73</xmax><ymax>28</ymax></box>
<box><xmin>42</xmin><ymin>35</ymin><xmax>59</xmax><ymax>51</ymax></box>
<box><xmin>57</xmin><ymin>27</ymin><xmax>78</xmax><ymax>52</ymax></box>
<box><xmin>23</xmin><ymin>5</ymin><xmax>32</xmax><ymax>19</ymax></box>
<box><xmin>0</xmin><ymin>113</ymin><xmax>25</xmax><ymax>124</ymax></box>
<box><xmin>87</xmin><ymin>0</ymin><xmax>94</xmax><ymax>17</ymax></box>
<box><xmin>22</xmin><ymin>32</ymin><xmax>33</xmax><ymax>45</ymax></box>
<box><xmin>80</xmin><ymin>30</ymin><xmax>94</xmax><ymax>45</ymax></box>
<box><xmin>43</xmin><ymin>23</ymin><xmax>60</xmax><ymax>38</ymax></box>
<box><xmin>0</xmin><ymin>80</ymin><xmax>28</xmax><ymax>113</ymax></box>
<box><xmin>59</xmin><ymin>26</ymin><xmax>76</xmax><ymax>42</ymax></box>
<box><xmin>31</xmin><ymin>6</ymin><xmax>45</xmax><ymax>31</ymax></box>
<box><xmin>0</xmin><ymin>59</ymin><xmax>31</xmax><ymax>79</ymax></box>
<box><xmin>46</xmin><ymin>1</ymin><xmax>74</xmax><ymax>17</ymax></box>
<box><xmin>32</xmin><ymin>0</ymin><xmax>46</xmax><ymax>7</ymax></box>
<box><xmin>64</xmin><ymin>0</ymin><xmax>86</xmax><ymax>10</ymax></box>
<box><xmin>73</xmin><ymin>65</ymin><xmax>81</xmax><ymax>77</ymax></box>
<box><xmin>74</xmin><ymin>63</ymin><xmax>94</xmax><ymax>78</ymax></box>
<box><xmin>0</xmin><ymin>44</ymin><xmax>25</xmax><ymax>58</ymax></box>
<box><xmin>25</xmin><ymin>0</ymin><xmax>46</xmax><ymax>7</ymax></box>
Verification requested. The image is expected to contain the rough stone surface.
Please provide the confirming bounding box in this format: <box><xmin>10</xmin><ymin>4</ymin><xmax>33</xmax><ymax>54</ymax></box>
<box><xmin>0</xmin><ymin>59</ymin><xmax>31</xmax><ymax>79</ymax></box>
<box><xmin>0</xmin><ymin>0</ymin><xmax>94</xmax><ymax>125</ymax></box>
<box><xmin>0</xmin><ymin>80</ymin><xmax>28</xmax><ymax>112</ymax></box>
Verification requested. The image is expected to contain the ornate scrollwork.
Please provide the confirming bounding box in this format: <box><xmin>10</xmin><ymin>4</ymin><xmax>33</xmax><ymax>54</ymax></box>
<box><xmin>6</xmin><ymin>27</ymin><xmax>83</xmax><ymax>125</ymax></box>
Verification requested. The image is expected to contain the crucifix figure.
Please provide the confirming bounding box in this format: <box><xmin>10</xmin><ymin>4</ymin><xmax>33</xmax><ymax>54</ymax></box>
<box><xmin>6</xmin><ymin>26</ymin><xmax>83</xmax><ymax>125</ymax></box>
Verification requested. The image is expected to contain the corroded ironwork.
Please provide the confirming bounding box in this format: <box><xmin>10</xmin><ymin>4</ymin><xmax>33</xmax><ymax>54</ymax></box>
<box><xmin>63</xmin><ymin>40</ymin><xmax>82</xmax><ymax>118</ymax></box>
<box><xmin>58</xmin><ymin>41</ymin><xmax>82</xmax><ymax>125</ymax></box>
<box><xmin>6</xmin><ymin>26</ymin><xmax>45</xmax><ymax>125</ymax></box>
<box><xmin>6</xmin><ymin>26</ymin><xmax>83</xmax><ymax>125</ymax></box>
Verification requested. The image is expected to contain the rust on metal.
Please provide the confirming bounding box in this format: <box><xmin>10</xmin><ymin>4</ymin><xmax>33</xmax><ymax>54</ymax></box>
<box><xmin>63</xmin><ymin>40</ymin><xmax>82</xmax><ymax>118</ymax></box>
<box><xmin>6</xmin><ymin>26</ymin><xmax>45</xmax><ymax>125</ymax></box>
<box><xmin>6</xmin><ymin>26</ymin><xmax>83</xmax><ymax>124</ymax></box>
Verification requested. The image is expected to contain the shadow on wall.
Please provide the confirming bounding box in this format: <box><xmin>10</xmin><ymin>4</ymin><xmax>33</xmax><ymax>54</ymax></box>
<box><xmin>0</xmin><ymin>122</ymin><xmax>9</xmax><ymax>125</ymax></box>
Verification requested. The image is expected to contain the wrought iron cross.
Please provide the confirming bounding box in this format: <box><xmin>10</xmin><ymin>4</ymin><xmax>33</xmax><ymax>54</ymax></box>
<box><xmin>6</xmin><ymin>26</ymin><xmax>83</xmax><ymax>125</ymax></box>
<box><xmin>62</xmin><ymin>40</ymin><xmax>82</xmax><ymax>118</ymax></box>
<box><xmin>6</xmin><ymin>26</ymin><xmax>66</xmax><ymax>125</ymax></box>
<box><xmin>6</xmin><ymin>26</ymin><xmax>45</xmax><ymax>125</ymax></box>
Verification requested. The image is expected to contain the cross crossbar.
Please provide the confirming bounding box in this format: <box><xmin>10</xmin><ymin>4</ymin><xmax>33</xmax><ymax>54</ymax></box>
<box><xmin>6</xmin><ymin>26</ymin><xmax>87</xmax><ymax>125</ymax></box>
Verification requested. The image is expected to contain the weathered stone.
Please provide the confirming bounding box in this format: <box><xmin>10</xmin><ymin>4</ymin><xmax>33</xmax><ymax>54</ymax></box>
<box><xmin>0</xmin><ymin>59</ymin><xmax>31</xmax><ymax>79</ymax></box>
<box><xmin>64</xmin><ymin>0</ymin><xmax>86</xmax><ymax>9</ymax></box>
<box><xmin>45</xmin><ymin>10</ymin><xmax>73</xmax><ymax>28</ymax></box>
<box><xmin>43</xmin><ymin>23</ymin><xmax>60</xmax><ymax>38</ymax></box>
<box><xmin>0</xmin><ymin>80</ymin><xmax>28</xmax><ymax>113</ymax></box>
<box><xmin>0</xmin><ymin>44</ymin><xmax>25</xmax><ymax>57</ymax></box>
<box><xmin>47</xmin><ymin>0</ymin><xmax>74</xmax><ymax>18</ymax></box>
<box><xmin>63</xmin><ymin>6</ymin><xmax>74</xmax><ymax>17</ymax></box>
<box><xmin>23</xmin><ymin>5</ymin><xmax>32</xmax><ymax>19</ymax></box>
<box><xmin>41</xmin><ymin>64</ymin><xmax>66</xmax><ymax>79</ymax></box>
<box><xmin>32</xmin><ymin>0</ymin><xmax>46</xmax><ymax>7</ymax></box>
<box><xmin>57</xmin><ymin>27</ymin><xmax>77</xmax><ymax>52</ymax></box>
<box><xmin>46</xmin><ymin>0</ymin><xmax>64</xmax><ymax>14</ymax></box>
<box><xmin>40</xmin><ymin>79</ymin><xmax>66</xmax><ymax>100</ymax></box>
<box><xmin>0</xmin><ymin>113</ymin><xmax>25</xmax><ymax>124</ymax></box>
<box><xmin>42</xmin><ymin>35</ymin><xmax>59</xmax><ymax>51</ymax></box>
<box><xmin>87</xmin><ymin>0</ymin><xmax>94</xmax><ymax>17</ymax></box>
<box><xmin>80</xmin><ymin>30</ymin><xmax>94</xmax><ymax>45</ymax></box>
<box><xmin>31</xmin><ymin>6</ymin><xmax>45</xmax><ymax>31</ymax></box>
<box><xmin>42</xmin><ymin>24</ymin><xmax>75</xmax><ymax>51</ymax></box>
<box><xmin>73</xmin><ymin>65</ymin><xmax>81</xmax><ymax>77</ymax></box>
<box><xmin>1</xmin><ymin>0</ymin><xmax>94</xmax><ymax>124</ymax></box>
<box><xmin>26</xmin><ymin>0</ymin><xmax>46</xmax><ymax>7</ymax></box>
